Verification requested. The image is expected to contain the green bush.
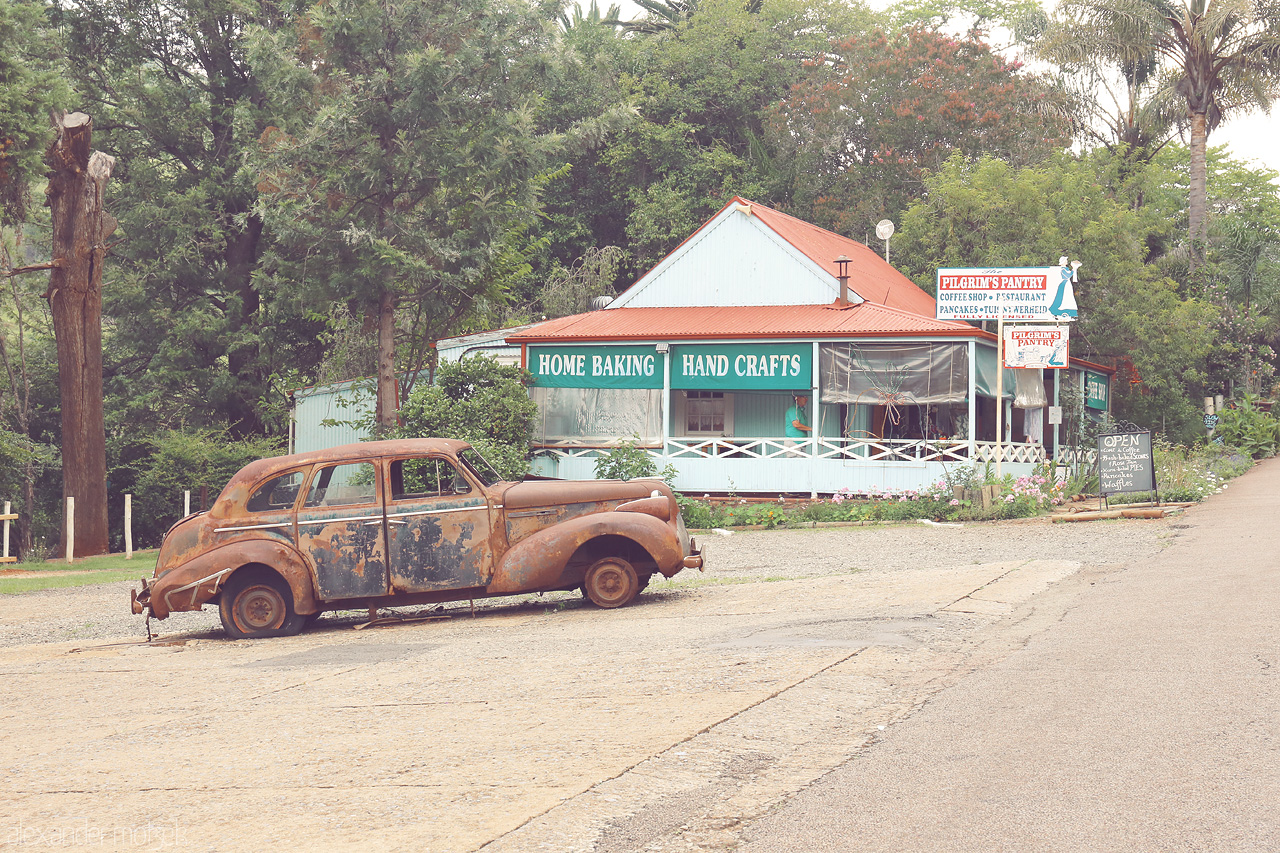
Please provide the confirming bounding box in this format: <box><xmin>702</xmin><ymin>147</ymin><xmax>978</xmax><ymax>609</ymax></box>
<box><xmin>1214</xmin><ymin>395</ymin><xmax>1280</xmax><ymax>459</ymax></box>
<box><xmin>395</xmin><ymin>357</ymin><xmax>537</xmax><ymax>481</ymax></box>
<box><xmin>116</xmin><ymin>429</ymin><xmax>284</xmax><ymax>547</ymax></box>
<box><xmin>593</xmin><ymin>436</ymin><xmax>677</xmax><ymax>485</ymax></box>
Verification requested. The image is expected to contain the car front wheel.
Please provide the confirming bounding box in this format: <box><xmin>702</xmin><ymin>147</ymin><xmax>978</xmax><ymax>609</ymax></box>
<box><xmin>583</xmin><ymin>557</ymin><xmax>640</xmax><ymax>608</ymax></box>
<box><xmin>219</xmin><ymin>569</ymin><xmax>305</xmax><ymax>639</ymax></box>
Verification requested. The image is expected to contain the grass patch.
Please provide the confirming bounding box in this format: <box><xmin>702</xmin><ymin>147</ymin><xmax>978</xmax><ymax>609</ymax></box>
<box><xmin>0</xmin><ymin>550</ymin><xmax>157</xmax><ymax>594</ymax></box>
<box><xmin>18</xmin><ymin>550</ymin><xmax>158</xmax><ymax>572</ymax></box>
<box><xmin>0</xmin><ymin>570</ymin><xmax>141</xmax><ymax>595</ymax></box>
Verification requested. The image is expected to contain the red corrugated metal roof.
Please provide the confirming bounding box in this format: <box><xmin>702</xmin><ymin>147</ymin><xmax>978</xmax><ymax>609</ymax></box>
<box><xmin>508</xmin><ymin>303</ymin><xmax>980</xmax><ymax>343</ymax></box>
<box><xmin>608</xmin><ymin>196</ymin><xmax>937</xmax><ymax>315</ymax></box>
<box><xmin>742</xmin><ymin>199</ymin><xmax>938</xmax><ymax>317</ymax></box>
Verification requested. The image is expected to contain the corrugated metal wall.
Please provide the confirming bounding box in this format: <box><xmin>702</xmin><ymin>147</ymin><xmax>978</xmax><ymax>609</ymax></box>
<box><xmin>615</xmin><ymin>212</ymin><xmax>836</xmax><ymax>308</ymax></box>
<box><xmin>292</xmin><ymin>380</ymin><xmax>375</xmax><ymax>454</ymax></box>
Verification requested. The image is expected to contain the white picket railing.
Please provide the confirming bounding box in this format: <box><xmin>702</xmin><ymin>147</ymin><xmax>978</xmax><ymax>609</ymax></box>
<box><xmin>534</xmin><ymin>437</ymin><xmax>1045</xmax><ymax>465</ymax></box>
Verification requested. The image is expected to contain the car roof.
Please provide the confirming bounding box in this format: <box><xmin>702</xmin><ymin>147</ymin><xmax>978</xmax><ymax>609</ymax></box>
<box><xmin>227</xmin><ymin>438</ymin><xmax>472</xmax><ymax>490</ymax></box>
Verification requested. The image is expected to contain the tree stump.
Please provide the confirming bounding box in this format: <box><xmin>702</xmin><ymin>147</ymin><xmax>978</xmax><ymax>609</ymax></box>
<box><xmin>45</xmin><ymin>112</ymin><xmax>115</xmax><ymax>557</ymax></box>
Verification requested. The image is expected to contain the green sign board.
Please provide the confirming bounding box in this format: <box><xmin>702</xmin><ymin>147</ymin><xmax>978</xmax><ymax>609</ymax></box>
<box><xmin>1085</xmin><ymin>370</ymin><xmax>1110</xmax><ymax>410</ymax></box>
<box><xmin>672</xmin><ymin>343</ymin><xmax>812</xmax><ymax>391</ymax></box>
<box><xmin>527</xmin><ymin>345</ymin><xmax>664</xmax><ymax>389</ymax></box>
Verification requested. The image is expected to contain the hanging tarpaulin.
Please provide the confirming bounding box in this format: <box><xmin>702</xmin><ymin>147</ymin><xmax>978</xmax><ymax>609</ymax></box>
<box><xmin>1004</xmin><ymin>325</ymin><xmax>1069</xmax><ymax>368</ymax></box>
<box><xmin>819</xmin><ymin>343</ymin><xmax>968</xmax><ymax>406</ymax></box>
<box><xmin>974</xmin><ymin>345</ymin><xmax>1015</xmax><ymax>399</ymax></box>
<box><xmin>1013</xmin><ymin>368</ymin><xmax>1047</xmax><ymax>409</ymax></box>
<box><xmin>936</xmin><ymin>264</ymin><xmax>1080</xmax><ymax>321</ymax></box>
<box><xmin>530</xmin><ymin>387</ymin><xmax>664</xmax><ymax>443</ymax></box>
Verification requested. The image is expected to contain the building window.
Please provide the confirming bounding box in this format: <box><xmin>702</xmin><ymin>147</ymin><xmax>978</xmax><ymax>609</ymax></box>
<box><xmin>681</xmin><ymin>391</ymin><xmax>734</xmax><ymax>436</ymax></box>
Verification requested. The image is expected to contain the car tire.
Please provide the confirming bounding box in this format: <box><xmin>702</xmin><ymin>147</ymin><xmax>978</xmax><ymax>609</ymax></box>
<box><xmin>219</xmin><ymin>569</ymin><xmax>305</xmax><ymax>639</ymax></box>
<box><xmin>583</xmin><ymin>557</ymin><xmax>640</xmax><ymax>609</ymax></box>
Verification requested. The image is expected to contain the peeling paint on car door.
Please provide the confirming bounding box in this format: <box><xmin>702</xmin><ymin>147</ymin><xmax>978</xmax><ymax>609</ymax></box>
<box><xmin>295</xmin><ymin>460</ymin><xmax>390</xmax><ymax>600</ymax></box>
<box><xmin>385</xmin><ymin>456</ymin><xmax>491</xmax><ymax>592</ymax></box>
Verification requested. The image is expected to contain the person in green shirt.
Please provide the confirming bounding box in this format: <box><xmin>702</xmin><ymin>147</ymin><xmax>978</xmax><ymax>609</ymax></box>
<box><xmin>784</xmin><ymin>394</ymin><xmax>811</xmax><ymax>455</ymax></box>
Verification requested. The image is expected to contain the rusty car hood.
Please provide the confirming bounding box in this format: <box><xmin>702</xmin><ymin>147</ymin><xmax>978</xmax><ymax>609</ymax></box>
<box><xmin>501</xmin><ymin>479</ymin><xmax>660</xmax><ymax>511</ymax></box>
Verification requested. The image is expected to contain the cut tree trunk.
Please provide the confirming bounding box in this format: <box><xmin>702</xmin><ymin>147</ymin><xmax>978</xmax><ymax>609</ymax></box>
<box><xmin>45</xmin><ymin>112</ymin><xmax>115</xmax><ymax>558</ymax></box>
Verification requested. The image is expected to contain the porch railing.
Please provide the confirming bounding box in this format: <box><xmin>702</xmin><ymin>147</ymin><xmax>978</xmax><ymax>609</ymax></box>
<box><xmin>534</xmin><ymin>437</ymin><xmax>1048</xmax><ymax>465</ymax></box>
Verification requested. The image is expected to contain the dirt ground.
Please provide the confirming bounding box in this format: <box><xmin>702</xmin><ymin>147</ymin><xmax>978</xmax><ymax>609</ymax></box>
<box><xmin>0</xmin><ymin>517</ymin><xmax>1175</xmax><ymax>851</ymax></box>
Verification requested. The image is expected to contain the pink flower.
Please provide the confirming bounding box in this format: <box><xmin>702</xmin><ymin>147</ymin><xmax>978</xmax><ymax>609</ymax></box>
<box><xmin>949</xmin><ymin>499</ymin><xmax>960</xmax><ymax>506</ymax></box>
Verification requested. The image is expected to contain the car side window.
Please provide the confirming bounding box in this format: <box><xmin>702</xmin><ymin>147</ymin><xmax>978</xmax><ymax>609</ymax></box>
<box><xmin>246</xmin><ymin>471</ymin><xmax>305</xmax><ymax>513</ymax></box>
<box><xmin>390</xmin><ymin>457</ymin><xmax>471</xmax><ymax>501</ymax></box>
<box><xmin>304</xmin><ymin>462</ymin><xmax>378</xmax><ymax>508</ymax></box>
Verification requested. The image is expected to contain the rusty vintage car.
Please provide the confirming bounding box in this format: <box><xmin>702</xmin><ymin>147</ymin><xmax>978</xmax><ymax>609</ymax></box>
<box><xmin>131</xmin><ymin>439</ymin><xmax>704</xmax><ymax>638</ymax></box>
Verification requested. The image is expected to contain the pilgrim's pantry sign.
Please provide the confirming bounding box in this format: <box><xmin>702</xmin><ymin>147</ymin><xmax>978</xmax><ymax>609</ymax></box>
<box><xmin>527</xmin><ymin>345</ymin><xmax>664</xmax><ymax>389</ymax></box>
<box><xmin>1003</xmin><ymin>325</ymin><xmax>1069</xmax><ymax>369</ymax></box>
<box><xmin>672</xmin><ymin>343</ymin><xmax>811</xmax><ymax>391</ymax></box>
<box><xmin>936</xmin><ymin>265</ymin><xmax>1079</xmax><ymax>321</ymax></box>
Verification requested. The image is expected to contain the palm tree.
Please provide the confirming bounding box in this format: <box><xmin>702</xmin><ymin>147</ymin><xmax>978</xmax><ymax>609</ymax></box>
<box><xmin>619</xmin><ymin>0</ymin><xmax>698</xmax><ymax>34</ymax></box>
<box><xmin>1049</xmin><ymin>0</ymin><xmax>1280</xmax><ymax>268</ymax></box>
<box><xmin>557</xmin><ymin>0</ymin><xmax>624</xmax><ymax>31</ymax></box>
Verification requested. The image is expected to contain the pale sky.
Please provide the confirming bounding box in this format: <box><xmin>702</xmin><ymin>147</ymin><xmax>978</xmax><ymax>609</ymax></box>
<box><xmin>595</xmin><ymin>0</ymin><xmax>1280</xmax><ymax>176</ymax></box>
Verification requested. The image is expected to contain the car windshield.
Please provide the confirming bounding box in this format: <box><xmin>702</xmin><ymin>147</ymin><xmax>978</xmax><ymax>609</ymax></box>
<box><xmin>458</xmin><ymin>447</ymin><xmax>504</xmax><ymax>486</ymax></box>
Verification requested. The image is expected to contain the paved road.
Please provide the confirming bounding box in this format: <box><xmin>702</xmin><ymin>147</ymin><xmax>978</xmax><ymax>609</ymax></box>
<box><xmin>740</xmin><ymin>456</ymin><xmax>1280</xmax><ymax>853</ymax></box>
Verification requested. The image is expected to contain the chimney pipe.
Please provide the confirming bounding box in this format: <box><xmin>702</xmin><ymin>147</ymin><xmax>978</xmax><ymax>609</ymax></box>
<box><xmin>834</xmin><ymin>255</ymin><xmax>851</xmax><ymax>306</ymax></box>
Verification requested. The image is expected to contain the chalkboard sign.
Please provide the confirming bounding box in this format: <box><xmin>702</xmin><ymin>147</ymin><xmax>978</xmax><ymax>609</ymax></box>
<box><xmin>1097</xmin><ymin>430</ymin><xmax>1156</xmax><ymax>496</ymax></box>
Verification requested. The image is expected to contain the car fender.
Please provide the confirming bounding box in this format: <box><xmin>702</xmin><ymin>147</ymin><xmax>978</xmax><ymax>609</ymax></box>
<box><xmin>489</xmin><ymin>511</ymin><xmax>683</xmax><ymax>594</ymax></box>
<box><xmin>148</xmin><ymin>539</ymin><xmax>319</xmax><ymax>619</ymax></box>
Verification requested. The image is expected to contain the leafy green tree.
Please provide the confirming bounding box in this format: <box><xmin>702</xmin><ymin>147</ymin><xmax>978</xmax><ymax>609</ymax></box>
<box><xmin>897</xmin><ymin>152</ymin><xmax>1217</xmax><ymax>439</ymax></box>
<box><xmin>544</xmin><ymin>0</ymin><xmax>870</xmax><ymax>278</ymax></box>
<box><xmin>394</xmin><ymin>357</ymin><xmax>537</xmax><ymax>481</ymax></box>
<box><xmin>113</xmin><ymin>429</ymin><xmax>283</xmax><ymax>547</ymax></box>
<box><xmin>56</xmin><ymin>0</ymin><xmax>320</xmax><ymax>438</ymax></box>
<box><xmin>1046</xmin><ymin>0</ymin><xmax>1280</xmax><ymax>268</ymax></box>
<box><xmin>888</xmin><ymin>0</ymin><xmax>1050</xmax><ymax>46</ymax></box>
<box><xmin>0</xmin><ymin>0</ymin><xmax>69</xmax><ymax>226</ymax></box>
<box><xmin>249</xmin><ymin>0</ymin><xmax>561</xmax><ymax>431</ymax></box>
<box><xmin>769</xmin><ymin>28</ymin><xmax>1072</xmax><ymax>235</ymax></box>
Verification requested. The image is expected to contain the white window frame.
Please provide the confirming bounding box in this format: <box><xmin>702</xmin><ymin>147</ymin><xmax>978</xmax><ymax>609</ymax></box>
<box><xmin>675</xmin><ymin>390</ymin><xmax>735</xmax><ymax>437</ymax></box>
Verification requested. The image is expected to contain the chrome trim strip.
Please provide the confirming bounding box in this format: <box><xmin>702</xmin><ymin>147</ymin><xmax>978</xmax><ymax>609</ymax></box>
<box><xmin>215</xmin><ymin>522</ymin><xmax>290</xmax><ymax>532</ymax></box>
<box><xmin>297</xmin><ymin>514</ymin><xmax>383</xmax><ymax>526</ymax></box>
<box><xmin>389</xmin><ymin>505</ymin><xmax>489</xmax><ymax>520</ymax></box>
<box><xmin>164</xmin><ymin>567</ymin><xmax>234</xmax><ymax>612</ymax></box>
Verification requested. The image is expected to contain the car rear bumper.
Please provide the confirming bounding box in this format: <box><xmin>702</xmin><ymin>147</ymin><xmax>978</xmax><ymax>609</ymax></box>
<box><xmin>682</xmin><ymin>537</ymin><xmax>705</xmax><ymax>570</ymax></box>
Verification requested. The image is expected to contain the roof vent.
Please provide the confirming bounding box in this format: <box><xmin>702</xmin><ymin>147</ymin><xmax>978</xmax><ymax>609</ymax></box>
<box><xmin>589</xmin><ymin>295</ymin><xmax>613</xmax><ymax>311</ymax></box>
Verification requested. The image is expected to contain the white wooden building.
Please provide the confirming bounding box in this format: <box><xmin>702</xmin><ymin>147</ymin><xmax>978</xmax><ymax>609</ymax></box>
<box><xmin>508</xmin><ymin>197</ymin><xmax>1113</xmax><ymax>494</ymax></box>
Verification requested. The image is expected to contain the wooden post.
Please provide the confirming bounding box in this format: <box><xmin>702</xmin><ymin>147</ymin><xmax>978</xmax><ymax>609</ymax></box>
<box><xmin>66</xmin><ymin>496</ymin><xmax>75</xmax><ymax>563</ymax></box>
<box><xmin>184</xmin><ymin>490</ymin><xmax>191</xmax><ymax>516</ymax></box>
<box><xmin>125</xmin><ymin>493</ymin><xmax>133</xmax><ymax>559</ymax></box>
<box><xmin>1</xmin><ymin>501</ymin><xmax>13</xmax><ymax>564</ymax></box>
<box><xmin>995</xmin><ymin>312</ymin><xmax>1005</xmax><ymax>478</ymax></box>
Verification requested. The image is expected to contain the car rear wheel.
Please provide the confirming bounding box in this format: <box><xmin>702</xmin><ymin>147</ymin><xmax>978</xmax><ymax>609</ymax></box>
<box><xmin>219</xmin><ymin>569</ymin><xmax>304</xmax><ymax>639</ymax></box>
<box><xmin>583</xmin><ymin>557</ymin><xmax>640</xmax><ymax>608</ymax></box>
